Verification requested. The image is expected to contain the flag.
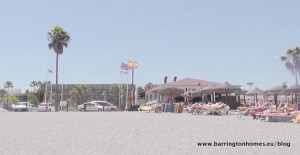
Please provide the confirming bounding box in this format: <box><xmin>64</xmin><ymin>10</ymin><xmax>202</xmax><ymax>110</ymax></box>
<box><xmin>121</xmin><ymin>62</ymin><xmax>128</xmax><ymax>70</ymax></box>
<box><xmin>128</xmin><ymin>61</ymin><xmax>138</xmax><ymax>69</ymax></box>
<box><xmin>120</xmin><ymin>62</ymin><xmax>128</xmax><ymax>74</ymax></box>
<box><xmin>120</xmin><ymin>70</ymin><xmax>128</xmax><ymax>74</ymax></box>
<box><xmin>48</xmin><ymin>69</ymin><xmax>53</xmax><ymax>73</ymax></box>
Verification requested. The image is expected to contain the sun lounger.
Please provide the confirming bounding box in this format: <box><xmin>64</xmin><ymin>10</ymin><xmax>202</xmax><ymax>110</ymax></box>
<box><xmin>237</xmin><ymin>107</ymin><xmax>250</xmax><ymax>119</ymax></box>
<box><xmin>192</xmin><ymin>105</ymin><xmax>230</xmax><ymax>116</ymax></box>
<box><xmin>218</xmin><ymin>106</ymin><xmax>230</xmax><ymax>115</ymax></box>
<box><xmin>138</xmin><ymin>105</ymin><xmax>155</xmax><ymax>112</ymax></box>
<box><xmin>265</xmin><ymin>114</ymin><xmax>293</xmax><ymax>122</ymax></box>
<box><xmin>257</xmin><ymin>112</ymin><xmax>293</xmax><ymax>122</ymax></box>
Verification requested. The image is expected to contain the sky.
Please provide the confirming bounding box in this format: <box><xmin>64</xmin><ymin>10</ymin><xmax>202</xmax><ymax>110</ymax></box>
<box><xmin>1</xmin><ymin>0</ymin><xmax>300</xmax><ymax>92</ymax></box>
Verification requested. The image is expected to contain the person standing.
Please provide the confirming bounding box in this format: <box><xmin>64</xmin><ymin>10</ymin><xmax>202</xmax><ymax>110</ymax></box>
<box><xmin>187</xmin><ymin>92</ymin><xmax>193</xmax><ymax>106</ymax></box>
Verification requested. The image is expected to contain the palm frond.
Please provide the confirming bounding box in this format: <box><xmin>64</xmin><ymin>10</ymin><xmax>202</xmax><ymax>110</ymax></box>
<box><xmin>48</xmin><ymin>43</ymin><xmax>53</xmax><ymax>49</ymax></box>
<box><xmin>281</xmin><ymin>56</ymin><xmax>287</xmax><ymax>61</ymax></box>
<box><xmin>285</xmin><ymin>62</ymin><xmax>295</xmax><ymax>75</ymax></box>
<box><xmin>47</xmin><ymin>26</ymin><xmax>71</xmax><ymax>54</ymax></box>
<box><xmin>63</xmin><ymin>43</ymin><xmax>68</xmax><ymax>48</ymax></box>
<box><xmin>287</xmin><ymin>49</ymin><xmax>293</xmax><ymax>55</ymax></box>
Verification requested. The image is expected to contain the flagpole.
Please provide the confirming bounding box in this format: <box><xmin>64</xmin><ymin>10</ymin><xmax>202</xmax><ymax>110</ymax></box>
<box><xmin>50</xmin><ymin>81</ymin><xmax>53</xmax><ymax>104</ymax></box>
<box><xmin>132</xmin><ymin>68</ymin><xmax>134</xmax><ymax>85</ymax></box>
<box><xmin>44</xmin><ymin>70</ymin><xmax>49</xmax><ymax>103</ymax></box>
<box><xmin>50</xmin><ymin>70</ymin><xmax>53</xmax><ymax>105</ymax></box>
<box><xmin>104</xmin><ymin>88</ymin><xmax>106</xmax><ymax>101</ymax></box>
<box><xmin>119</xmin><ymin>71</ymin><xmax>122</xmax><ymax>107</ymax></box>
<box><xmin>61</xmin><ymin>69</ymin><xmax>65</xmax><ymax>111</ymax></box>
<box><xmin>44</xmin><ymin>81</ymin><xmax>48</xmax><ymax>103</ymax></box>
<box><xmin>126</xmin><ymin>70</ymin><xmax>129</xmax><ymax>110</ymax></box>
<box><xmin>61</xmin><ymin>71</ymin><xmax>63</xmax><ymax>101</ymax></box>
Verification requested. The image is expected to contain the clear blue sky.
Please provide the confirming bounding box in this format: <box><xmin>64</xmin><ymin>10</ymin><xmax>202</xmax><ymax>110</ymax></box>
<box><xmin>1</xmin><ymin>0</ymin><xmax>300</xmax><ymax>92</ymax></box>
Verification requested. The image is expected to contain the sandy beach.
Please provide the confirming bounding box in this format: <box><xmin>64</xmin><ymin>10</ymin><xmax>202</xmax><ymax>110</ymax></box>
<box><xmin>0</xmin><ymin>111</ymin><xmax>299</xmax><ymax>155</ymax></box>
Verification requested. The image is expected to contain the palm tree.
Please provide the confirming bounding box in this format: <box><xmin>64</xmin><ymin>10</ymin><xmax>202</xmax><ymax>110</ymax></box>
<box><xmin>48</xmin><ymin>26</ymin><xmax>71</xmax><ymax>111</ymax></box>
<box><xmin>30</xmin><ymin>81</ymin><xmax>38</xmax><ymax>92</ymax></box>
<box><xmin>281</xmin><ymin>47</ymin><xmax>300</xmax><ymax>85</ymax></box>
<box><xmin>3</xmin><ymin>81</ymin><xmax>13</xmax><ymax>103</ymax></box>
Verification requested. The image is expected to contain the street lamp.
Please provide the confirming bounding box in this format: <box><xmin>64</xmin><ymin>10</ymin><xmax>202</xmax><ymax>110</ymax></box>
<box><xmin>247</xmin><ymin>82</ymin><xmax>254</xmax><ymax>104</ymax></box>
<box><xmin>247</xmin><ymin>82</ymin><xmax>253</xmax><ymax>90</ymax></box>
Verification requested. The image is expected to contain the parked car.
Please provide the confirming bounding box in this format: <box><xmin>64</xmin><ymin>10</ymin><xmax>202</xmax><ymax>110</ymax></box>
<box><xmin>38</xmin><ymin>103</ymin><xmax>55</xmax><ymax>112</ymax></box>
<box><xmin>77</xmin><ymin>102</ymin><xmax>104</xmax><ymax>111</ymax></box>
<box><xmin>2</xmin><ymin>103</ymin><xmax>13</xmax><ymax>111</ymax></box>
<box><xmin>91</xmin><ymin>101</ymin><xmax>117</xmax><ymax>111</ymax></box>
<box><xmin>12</xmin><ymin>102</ymin><xmax>33</xmax><ymax>112</ymax></box>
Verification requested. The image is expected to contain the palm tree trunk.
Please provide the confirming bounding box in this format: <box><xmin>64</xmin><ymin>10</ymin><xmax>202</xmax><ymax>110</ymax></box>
<box><xmin>55</xmin><ymin>53</ymin><xmax>59</xmax><ymax>111</ymax></box>
<box><xmin>295</xmin><ymin>67</ymin><xmax>298</xmax><ymax>85</ymax></box>
<box><xmin>6</xmin><ymin>89</ymin><xmax>8</xmax><ymax>103</ymax></box>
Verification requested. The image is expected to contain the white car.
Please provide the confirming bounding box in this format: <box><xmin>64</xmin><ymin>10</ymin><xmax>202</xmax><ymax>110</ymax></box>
<box><xmin>12</xmin><ymin>102</ymin><xmax>33</xmax><ymax>112</ymax></box>
<box><xmin>91</xmin><ymin>101</ymin><xmax>117</xmax><ymax>111</ymax></box>
<box><xmin>78</xmin><ymin>102</ymin><xmax>104</xmax><ymax>111</ymax></box>
<box><xmin>38</xmin><ymin>103</ymin><xmax>55</xmax><ymax>112</ymax></box>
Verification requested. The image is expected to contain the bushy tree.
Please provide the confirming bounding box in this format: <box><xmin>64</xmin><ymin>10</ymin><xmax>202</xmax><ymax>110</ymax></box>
<box><xmin>69</xmin><ymin>85</ymin><xmax>90</xmax><ymax>106</ymax></box>
<box><xmin>8</xmin><ymin>96</ymin><xmax>19</xmax><ymax>104</ymax></box>
<box><xmin>28</xmin><ymin>93</ymin><xmax>39</xmax><ymax>107</ymax></box>
<box><xmin>144</xmin><ymin>82</ymin><xmax>155</xmax><ymax>91</ymax></box>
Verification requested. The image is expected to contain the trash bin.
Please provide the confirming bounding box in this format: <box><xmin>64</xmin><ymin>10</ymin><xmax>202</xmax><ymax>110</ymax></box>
<box><xmin>165</xmin><ymin>104</ymin><xmax>174</xmax><ymax>112</ymax></box>
<box><xmin>177</xmin><ymin>104</ymin><xmax>183</xmax><ymax>113</ymax></box>
<box><xmin>84</xmin><ymin>104</ymin><xmax>87</xmax><ymax>111</ymax></box>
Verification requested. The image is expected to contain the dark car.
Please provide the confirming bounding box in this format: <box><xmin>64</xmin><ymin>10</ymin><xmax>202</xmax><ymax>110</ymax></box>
<box><xmin>2</xmin><ymin>103</ymin><xmax>13</xmax><ymax>111</ymax></box>
<box><xmin>127</xmin><ymin>105</ymin><xmax>140</xmax><ymax>111</ymax></box>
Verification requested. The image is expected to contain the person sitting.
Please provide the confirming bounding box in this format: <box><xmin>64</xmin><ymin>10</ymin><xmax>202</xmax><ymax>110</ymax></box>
<box><xmin>284</xmin><ymin>103</ymin><xmax>295</xmax><ymax>112</ymax></box>
<box><xmin>240</xmin><ymin>101</ymin><xmax>245</xmax><ymax>107</ymax></box>
<box><xmin>277</xmin><ymin>102</ymin><xmax>285</xmax><ymax>112</ymax></box>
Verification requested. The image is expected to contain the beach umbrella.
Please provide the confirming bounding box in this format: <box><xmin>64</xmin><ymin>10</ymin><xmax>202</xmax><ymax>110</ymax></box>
<box><xmin>246</xmin><ymin>87</ymin><xmax>264</xmax><ymax>95</ymax></box>
<box><xmin>212</xmin><ymin>82</ymin><xmax>242</xmax><ymax>104</ymax></box>
<box><xmin>190</xmin><ymin>86</ymin><xmax>208</xmax><ymax>97</ymax></box>
<box><xmin>199</xmin><ymin>84</ymin><xmax>217</xmax><ymax>94</ymax></box>
<box><xmin>246</xmin><ymin>87</ymin><xmax>264</xmax><ymax>104</ymax></box>
<box><xmin>265</xmin><ymin>85</ymin><xmax>285</xmax><ymax>109</ymax></box>
<box><xmin>158</xmin><ymin>86</ymin><xmax>184</xmax><ymax>112</ymax></box>
<box><xmin>189</xmin><ymin>88</ymin><xmax>200</xmax><ymax>95</ymax></box>
<box><xmin>284</xmin><ymin>83</ymin><xmax>300</xmax><ymax>92</ymax></box>
<box><xmin>284</xmin><ymin>84</ymin><xmax>300</xmax><ymax>104</ymax></box>
<box><xmin>265</xmin><ymin>85</ymin><xmax>285</xmax><ymax>95</ymax></box>
<box><xmin>158</xmin><ymin>86</ymin><xmax>185</xmax><ymax>100</ymax></box>
<box><xmin>182</xmin><ymin>90</ymin><xmax>194</xmax><ymax>96</ymax></box>
<box><xmin>242</xmin><ymin>89</ymin><xmax>248</xmax><ymax>104</ymax></box>
<box><xmin>198</xmin><ymin>84</ymin><xmax>218</xmax><ymax>103</ymax></box>
<box><xmin>213</xmin><ymin>82</ymin><xmax>242</xmax><ymax>94</ymax></box>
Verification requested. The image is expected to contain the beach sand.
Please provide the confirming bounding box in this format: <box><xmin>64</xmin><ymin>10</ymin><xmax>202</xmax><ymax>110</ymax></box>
<box><xmin>0</xmin><ymin>111</ymin><xmax>299</xmax><ymax>155</ymax></box>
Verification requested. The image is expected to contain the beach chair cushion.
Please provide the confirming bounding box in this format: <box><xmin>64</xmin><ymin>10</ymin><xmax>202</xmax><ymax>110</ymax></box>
<box><xmin>296</xmin><ymin>115</ymin><xmax>300</xmax><ymax>123</ymax></box>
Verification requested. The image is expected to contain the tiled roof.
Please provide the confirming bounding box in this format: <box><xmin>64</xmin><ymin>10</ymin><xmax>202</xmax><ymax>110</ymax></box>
<box><xmin>146</xmin><ymin>78</ymin><xmax>221</xmax><ymax>94</ymax></box>
<box><xmin>167</xmin><ymin>78</ymin><xmax>220</xmax><ymax>86</ymax></box>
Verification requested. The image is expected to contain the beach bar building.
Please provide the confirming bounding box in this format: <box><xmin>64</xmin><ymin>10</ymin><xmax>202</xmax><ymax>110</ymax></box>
<box><xmin>145</xmin><ymin>78</ymin><xmax>242</xmax><ymax>109</ymax></box>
